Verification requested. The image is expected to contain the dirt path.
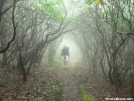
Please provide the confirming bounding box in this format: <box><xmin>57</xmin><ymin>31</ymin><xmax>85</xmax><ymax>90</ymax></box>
<box><xmin>58</xmin><ymin>67</ymin><xmax>81</xmax><ymax>101</ymax></box>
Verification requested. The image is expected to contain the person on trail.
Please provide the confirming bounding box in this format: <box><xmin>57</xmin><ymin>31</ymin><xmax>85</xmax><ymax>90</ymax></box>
<box><xmin>61</xmin><ymin>45</ymin><xmax>69</xmax><ymax>66</ymax></box>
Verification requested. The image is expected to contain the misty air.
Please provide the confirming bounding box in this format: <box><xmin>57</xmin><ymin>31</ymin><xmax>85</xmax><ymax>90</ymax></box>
<box><xmin>0</xmin><ymin>0</ymin><xmax>134</xmax><ymax>101</ymax></box>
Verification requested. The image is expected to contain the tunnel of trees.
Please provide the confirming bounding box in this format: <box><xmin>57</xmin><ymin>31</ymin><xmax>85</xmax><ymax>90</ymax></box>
<box><xmin>0</xmin><ymin>0</ymin><xmax>134</xmax><ymax>100</ymax></box>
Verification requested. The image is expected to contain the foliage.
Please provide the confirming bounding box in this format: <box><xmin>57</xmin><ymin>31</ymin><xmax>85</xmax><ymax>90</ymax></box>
<box><xmin>96</xmin><ymin>0</ymin><xmax>104</xmax><ymax>6</ymax></box>
<box><xmin>48</xmin><ymin>58</ymin><xmax>63</xmax><ymax>72</ymax></box>
<box><xmin>70</xmin><ymin>61</ymin><xmax>78</xmax><ymax>72</ymax></box>
<box><xmin>86</xmin><ymin>0</ymin><xmax>97</xmax><ymax>4</ymax></box>
<box><xmin>86</xmin><ymin>0</ymin><xmax>103</xmax><ymax>6</ymax></box>
<box><xmin>33</xmin><ymin>63</ymin><xmax>39</xmax><ymax>67</ymax></box>
<box><xmin>33</xmin><ymin>0</ymin><xmax>66</xmax><ymax>20</ymax></box>
<box><xmin>50</xmin><ymin>85</ymin><xmax>61</xmax><ymax>100</ymax></box>
<box><xmin>0</xmin><ymin>66</ymin><xmax>61</xmax><ymax>100</ymax></box>
<box><xmin>79</xmin><ymin>85</ymin><xmax>96</xmax><ymax>101</ymax></box>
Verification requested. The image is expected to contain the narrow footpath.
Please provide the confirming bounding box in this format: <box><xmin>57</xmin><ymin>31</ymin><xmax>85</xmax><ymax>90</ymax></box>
<box><xmin>58</xmin><ymin>67</ymin><xmax>81</xmax><ymax>101</ymax></box>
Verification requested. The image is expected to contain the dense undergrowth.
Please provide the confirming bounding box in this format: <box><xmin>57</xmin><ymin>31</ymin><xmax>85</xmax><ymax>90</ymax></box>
<box><xmin>79</xmin><ymin>85</ymin><xmax>95</xmax><ymax>101</ymax></box>
<box><xmin>0</xmin><ymin>59</ymin><xmax>132</xmax><ymax>101</ymax></box>
<box><xmin>0</xmin><ymin>58</ymin><xmax>62</xmax><ymax>101</ymax></box>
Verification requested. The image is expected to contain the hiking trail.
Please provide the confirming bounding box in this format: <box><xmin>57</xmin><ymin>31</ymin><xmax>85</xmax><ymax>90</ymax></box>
<box><xmin>58</xmin><ymin>67</ymin><xmax>81</xmax><ymax>101</ymax></box>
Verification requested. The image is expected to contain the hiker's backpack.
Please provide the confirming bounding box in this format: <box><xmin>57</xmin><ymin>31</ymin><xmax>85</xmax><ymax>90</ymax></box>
<box><xmin>61</xmin><ymin>47</ymin><xmax>69</xmax><ymax>56</ymax></box>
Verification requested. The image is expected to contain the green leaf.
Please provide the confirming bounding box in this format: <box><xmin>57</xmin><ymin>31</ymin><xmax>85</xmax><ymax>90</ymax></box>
<box><xmin>121</xmin><ymin>23</ymin><xmax>125</xmax><ymax>27</ymax></box>
<box><xmin>35</xmin><ymin>63</ymin><xmax>38</xmax><ymax>67</ymax></box>
<box><xmin>86</xmin><ymin>0</ymin><xmax>97</xmax><ymax>4</ymax></box>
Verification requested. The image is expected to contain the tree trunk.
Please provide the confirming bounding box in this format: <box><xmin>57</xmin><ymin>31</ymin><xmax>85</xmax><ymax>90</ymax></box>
<box><xmin>19</xmin><ymin>51</ymin><xmax>27</xmax><ymax>82</ymax></box>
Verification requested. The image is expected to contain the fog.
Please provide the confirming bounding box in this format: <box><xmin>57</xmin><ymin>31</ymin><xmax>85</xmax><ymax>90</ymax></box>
<box><xmin>0</xmin><ymin>0</ymin><xmax>134</xmax><ymax>100</ymax></box>
<box><xmin>55</xmin><ymin>34</ymin><xmax>82</xmax><ymax>61</ymax></box>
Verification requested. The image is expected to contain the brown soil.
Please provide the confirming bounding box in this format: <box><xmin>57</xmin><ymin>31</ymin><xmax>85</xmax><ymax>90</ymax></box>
<box><xmin>70</xmin><ymin>66</ymin><xmax>132</xmax><ymax>101</ymax></box>
<box><xmin>0</xmin><ymin>64</ymin><xmax>132</xmax><ymax>101</ymax></box>
<box><xmin>58</xmin><ymin>67</ymin><xmax>81</xmax><ymax>101</ymax></box>
<box><xmin>0</xmin><ymin>66</ymin><xmax>61</xmax><ymax>101</ymax></box>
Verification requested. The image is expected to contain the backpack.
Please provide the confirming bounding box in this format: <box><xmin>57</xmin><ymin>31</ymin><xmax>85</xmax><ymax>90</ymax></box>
<box><xmin>61</xmin><ymin>47</ymin><xmax>69</xmax><ymax>56</ymax></box>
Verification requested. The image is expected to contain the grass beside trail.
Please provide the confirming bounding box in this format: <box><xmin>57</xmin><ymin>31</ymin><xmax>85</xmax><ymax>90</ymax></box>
<box><xmin>79</xmin><ymin>85</ymin><xmax>95</xmax><ymax>101</ymax></box>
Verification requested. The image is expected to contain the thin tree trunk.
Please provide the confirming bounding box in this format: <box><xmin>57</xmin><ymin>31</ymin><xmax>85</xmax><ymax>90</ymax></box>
<box><xmin>19</xmin><ymin>51</ymin><xmax>27</xmax><ymax>82</ymax></box>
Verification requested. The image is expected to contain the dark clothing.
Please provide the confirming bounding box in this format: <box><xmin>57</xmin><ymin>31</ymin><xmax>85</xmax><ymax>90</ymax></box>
<box><xmin>61</xmin><ymin>47</ymin><xmax>69</xmax><ymax>56</ymax></box>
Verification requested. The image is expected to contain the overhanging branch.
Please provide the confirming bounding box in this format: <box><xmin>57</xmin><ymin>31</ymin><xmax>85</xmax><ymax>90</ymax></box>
<box><xmin>0</xmin><ymin>0</ymin><xmax>17</xmax><ymax>53</ymax></box>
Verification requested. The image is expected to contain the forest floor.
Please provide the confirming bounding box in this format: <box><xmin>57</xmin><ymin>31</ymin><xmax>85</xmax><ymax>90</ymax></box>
<box><xmin>0</xmin><ymin>63</ymin><xmax>61</xmax><ymax>101</ymax></box>
<box><xmin>0</xmin><ymin>61</ymin><xmax>132</xmax><ymax>101</ymax></box>
<box><xmin>58</xmin><ymin>66</ymin><xmax>81</xmax><ymax>101</ymax></box>
<box><xmin>58</xmin><ymin>64</ymin><xmax>131</xmax><ymax>101</ymax></box>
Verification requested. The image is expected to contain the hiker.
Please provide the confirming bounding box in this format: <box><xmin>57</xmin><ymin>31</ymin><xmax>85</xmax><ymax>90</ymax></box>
<box><xmin>61</xmin><ymin>45</ymin><xmax>69</xmax><ymax>66</ymax></box>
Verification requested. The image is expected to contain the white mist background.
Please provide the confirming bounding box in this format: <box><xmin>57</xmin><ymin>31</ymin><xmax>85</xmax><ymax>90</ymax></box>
<box><xmin>55</xmin><ymin>35</ymin><xmax>82</xmax><ymax>61</ymax></box>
